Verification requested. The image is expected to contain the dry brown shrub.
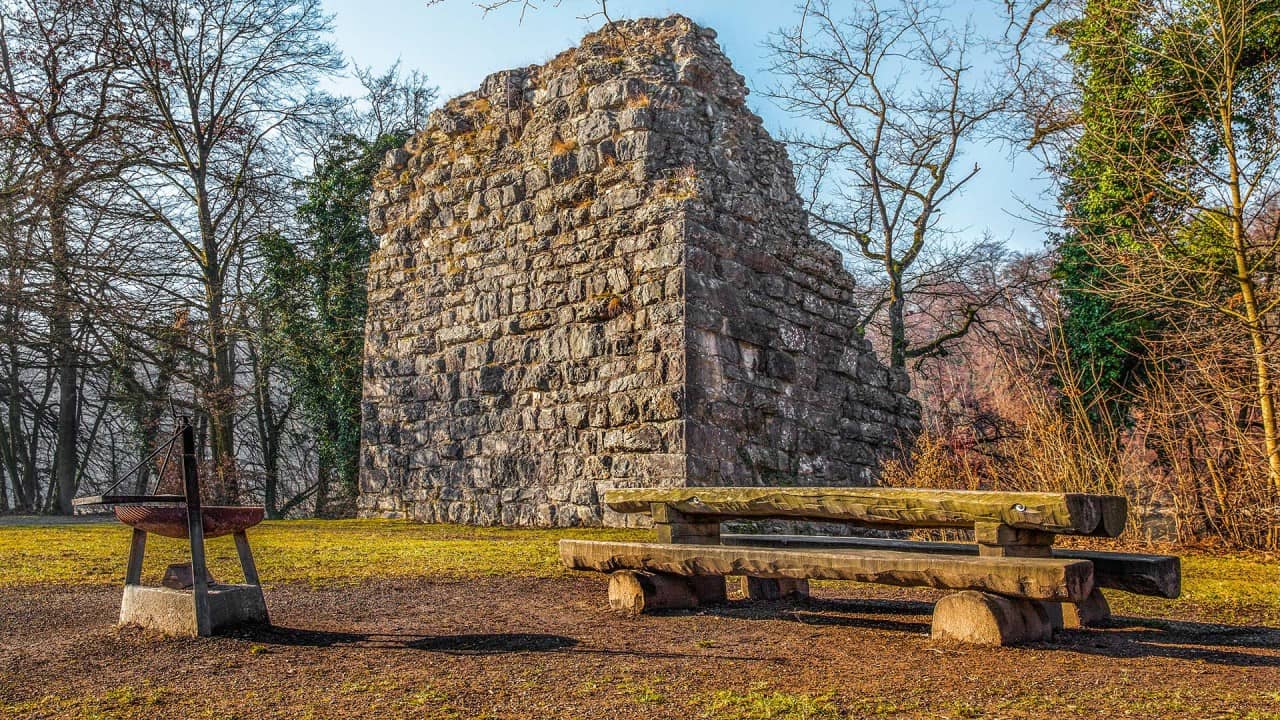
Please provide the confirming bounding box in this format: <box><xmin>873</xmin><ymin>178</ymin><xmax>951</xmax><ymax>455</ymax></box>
<box><xmin>877</xmin><ymin>254</ymin><xmax>1278</xmax><ymax>550</ymax></box>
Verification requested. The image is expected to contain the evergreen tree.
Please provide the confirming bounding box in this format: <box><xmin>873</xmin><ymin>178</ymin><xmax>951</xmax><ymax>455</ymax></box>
<box><xmin>262</xmin><ymin>132</ymin><xmax>407</xmax><ymax>517</ymax></box>
<box><xmin>1053</xmin><ymin>0</ymin><xmax>1190</xmax><ymax>425</ymax></box>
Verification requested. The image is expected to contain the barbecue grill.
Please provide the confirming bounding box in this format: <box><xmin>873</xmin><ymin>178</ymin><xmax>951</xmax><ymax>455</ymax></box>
<box><xmin>73</xmin><ymin>417</ymin><xmax>269</xmax><ymax>636</ymax></box>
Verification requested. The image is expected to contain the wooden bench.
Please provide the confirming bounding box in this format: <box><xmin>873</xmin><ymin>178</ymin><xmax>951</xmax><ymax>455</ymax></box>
<box><xmin>559</xmin><ymin>487</ymin><xmax>1181</xmax><ymax>645</ymax></box>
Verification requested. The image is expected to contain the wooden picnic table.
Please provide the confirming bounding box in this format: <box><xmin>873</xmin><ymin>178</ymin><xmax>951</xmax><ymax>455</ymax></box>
<box><xmin>560</xmin><ymin>486</ymin><xmax>1181</xmax><ymax>646</ymax></box>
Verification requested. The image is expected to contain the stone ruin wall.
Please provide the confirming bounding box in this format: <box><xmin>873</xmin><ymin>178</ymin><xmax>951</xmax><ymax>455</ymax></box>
<box><xmin>360</xmin><ymin>16</ymin><xmax>920</xmax><ymax>526</ymax></box>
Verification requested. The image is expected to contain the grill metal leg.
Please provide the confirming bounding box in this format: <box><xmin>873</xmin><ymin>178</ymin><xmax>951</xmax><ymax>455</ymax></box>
<box><xmin>125</xmin><ymin>528</ymin><xmax>147</xmax><ymax>585</ymax></box>
<box><xmin>233</xmin><ymin>531</ymin><xmax>261</xmax><ymax>586</ymax></box>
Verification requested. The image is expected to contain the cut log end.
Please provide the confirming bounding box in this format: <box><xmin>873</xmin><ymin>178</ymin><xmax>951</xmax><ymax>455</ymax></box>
<box><xmin>931</xmin><ymin>591</ymin><xmax>1054</xmax><ymax>646</ymax></box>
<box><xmin>607</xmin><ymin>570</ymin><xmax>697</xmax><ymax>614</ymax></box>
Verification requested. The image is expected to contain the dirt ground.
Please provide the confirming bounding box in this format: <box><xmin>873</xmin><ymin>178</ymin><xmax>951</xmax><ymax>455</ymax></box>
<box><xmin>2</xmin><ymin>576</ymin><xmax>1277</xmax><ymax>719</ymax></box>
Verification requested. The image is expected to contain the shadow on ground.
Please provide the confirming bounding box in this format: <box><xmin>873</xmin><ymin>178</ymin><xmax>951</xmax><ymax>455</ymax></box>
<box><xmin>1061</xmin><ymin>615</ymin><xmax>1280</xmax><ymax>667</ymax></box>
<box><xmin>231</xmin><ymin>627</ymin><xmax>579</xmax><ymax>654</ymax></box>
<box><xmin>231</xmin><ymin>625</ymin><xmax>780</xmax><ymax>663</ymax></box>
<box><xmin>697</xmin><ymin>596</ymin><xmax>1280</xmax><ymax>667</ymax></box>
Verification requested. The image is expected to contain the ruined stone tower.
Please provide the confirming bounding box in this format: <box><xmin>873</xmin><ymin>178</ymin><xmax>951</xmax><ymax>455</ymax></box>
<box><xmin>360</xmin><ymin>16</ymin><xmax>919</xmax><ymax>526</ymax></box>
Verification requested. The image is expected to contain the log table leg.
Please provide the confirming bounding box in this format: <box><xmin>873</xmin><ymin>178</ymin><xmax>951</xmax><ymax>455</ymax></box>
<box><xmin>1061</xmin><ymin>587</ymin><xmax>1111</xmax><ymax>628</ymax></box>
<box><xmin>973</xmin><ymin>522</ymin><xmax>1108</xmax><ymax>630</ymax></box>
<box><xmin>609</xmin><ymin>570</ymin><xmax>699</xmax><ymax>614</ymax></box>
<box><xmin>652</xmin><ymin>503</ymin><xmax>720</xmax><ymax>544</ymax></box>
<box><xmin>651</xmin><ymin>503</ymin><xmax>727</xmax><ymax>605</ymax></box>
<box><xmin>974</xmin><ymin>522</ymin><xmax>1054</xmax><ymax>558</ymax></box>
<box><xmin>742</xmin><ymin>576</ymin><xmax>810</xmax><ymax>601</ymax></box>
<box><xmin>931</xmin><ymin>590</ymin><xmax>1054</xmax><ymax>645</ymax></box>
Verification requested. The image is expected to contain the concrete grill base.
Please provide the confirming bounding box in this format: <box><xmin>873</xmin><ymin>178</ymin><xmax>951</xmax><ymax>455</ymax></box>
<box><xmin>119</xmin><ymin>583</ymin><xmax>269</xmax><ymax>636</ymax></box>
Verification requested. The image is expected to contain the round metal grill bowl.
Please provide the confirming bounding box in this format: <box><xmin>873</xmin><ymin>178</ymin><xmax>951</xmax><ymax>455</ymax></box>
<box><xmin>114</xmin><ymin>505</ymin><xmax>265</xmax><ymax>539</ymax></box>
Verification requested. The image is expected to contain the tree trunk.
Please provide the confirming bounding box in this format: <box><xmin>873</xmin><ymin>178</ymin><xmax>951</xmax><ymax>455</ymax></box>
<box><xmin>1222</xmin><ymin>103</ymin><xmax>1280</xmax><ymax>495</ymax></box>
<box><xmin>0</xmin><ymin>376</ymin><xmax>23</xmax><ymax>511</ymax></box>
<box><xmin>49</xmin><ymin>201</ymin><xmax>79</xmax><ymax>513</ymax></box>
<box><xmin>887</xmin><ymin>269</ymin><xmax>908</xmax><ymax>371</ymax></box>
<box><xmin>315</xmin><ymin>448</ymin><xmax>332</xmax><ymax>518</ymax></box>
<box><xmin>0</xmin><ymin>424</ymin><xmax>9</xmax><ymax>512</ymax></box>
<box><xmin>340</xmin><ymin>416</ymin><xmax>360</xmax><ymax>516</ymax></box>
<box><xmin>251</xmin><ymin>347</ymin><xmax>282</xmax><ymax>519</ymax></box>
<box><xmin>1233</xmin><ymin>238</ymin><xmax>1280</xmax><ymax>494</ymax></box>
<box><xmin>201</xmin><ymin>218</ymin><xmax>238</xmax><ymax>504</ymax></box>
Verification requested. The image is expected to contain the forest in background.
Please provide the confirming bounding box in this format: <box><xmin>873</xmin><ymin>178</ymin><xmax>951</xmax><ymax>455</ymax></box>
<box><xmin>2</xmin><ymin>0</ymin><xmax>1278</xmax><ymax>550</ymax></box>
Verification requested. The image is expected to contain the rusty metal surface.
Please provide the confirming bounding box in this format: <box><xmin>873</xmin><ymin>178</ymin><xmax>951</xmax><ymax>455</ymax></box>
<box><xmin>114</xmin><ymin>505</ymin><xmax>264</xmax><ymax>539</ymax></box>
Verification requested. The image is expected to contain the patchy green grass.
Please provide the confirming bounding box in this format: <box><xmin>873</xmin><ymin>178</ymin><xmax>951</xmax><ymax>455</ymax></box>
<box><xmin>1</xmin><ymin>676</ymin><xmax>475</xmax><ymax>720</ymax></box>
<box><xmin>691</xmin><ymin>684</ymin><xmax>1280</xmax><ymax>720</ymax></box>
<box><xmin>700</xmin><ymin>687</ymin><xmax>842</xmax><ymax>720</ymax></box>
<box><xmin>0</xmin><ymin>519</ymin><xmax>645</xmax><ymax>589</ymax></box>
<box><xmin>3</xmin><ymin>682</ymin><xmax>173</xmax><ymax>720</ymax></box>
<box><xmin>1111</xmin><ymin>554</ymin><xmax>1280</xmax><ymax>625</ymax></box>
<box><xmin>1</xmin><ymin>519</ymin><xmax>1276</xmax><ymax>626</ymax></box>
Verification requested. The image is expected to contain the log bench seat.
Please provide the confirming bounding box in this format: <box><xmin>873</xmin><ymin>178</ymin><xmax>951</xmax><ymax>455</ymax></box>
<box><xmin>560</xmin><ymin>540</ymin><xmax>1096</xmax><ymax>601</ymax></box>
<box><xmin>721</xmin><ymin>534</ymin><xmax>1181</xmax><ymax>599</ymax></box>
<box><xmin>560</xmin><ymin>487</ymin><xmax>1182</xmax><ymax>646</ymax></box>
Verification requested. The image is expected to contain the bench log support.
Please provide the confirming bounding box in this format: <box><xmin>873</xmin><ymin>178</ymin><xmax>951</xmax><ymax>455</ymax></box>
<box><xmin>1061</xmin><ymin>586</ymin><xmax>1111</xmax><ymax>628</ymax></box>
<box><xmin>609</xmin><ymin>570</ymin><xmax>699</xmax><ymax>614</ymax></box>
<box><xmin>974</xmin><ymin>522</ymin><xmax>1055</xmax><ymax>558</ymax></box>
<box><xmin>651</xmin><ymin>504</ymin><xmax>727</xmax><ymax>604</ymax></box>
<box><xmin>932</xmin><ymin>591</ymin><xmax>1054</xmax><ymax>645</ymax></box>
<box><xmin>742</xmin><ymin>576</ymin><xmax>810</xmax><ymax>601</ymax></box>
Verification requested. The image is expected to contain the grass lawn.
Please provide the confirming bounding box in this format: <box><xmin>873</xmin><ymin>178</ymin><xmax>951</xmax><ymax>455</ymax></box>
<box><xmin>0</xmin><ymin>519</ymin><xmax>647</xmax><ymax>588</ymax></box>
<box><xmin>1</xmin><ymin>519</ymin><xmax>1278</xmax><ymax>719</ymax></box>
<box><xmin>1</xmin><ymin>518</ymin><xmax>1275</xmax><ymax>624</ymax></box>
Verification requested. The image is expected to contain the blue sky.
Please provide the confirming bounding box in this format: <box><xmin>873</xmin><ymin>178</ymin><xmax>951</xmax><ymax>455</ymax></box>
<box><xmin>321</xmin><ymin>0</ymin><xmax>1054</xmax><ymax>253</ymax></box>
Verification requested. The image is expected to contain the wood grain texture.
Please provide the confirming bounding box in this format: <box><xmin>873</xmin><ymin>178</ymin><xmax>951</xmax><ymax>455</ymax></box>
<box><xmin>608</xmin><ymin>571</ymin><xmax>697</xmax><ymax>613</ymax></box>
<box><xmin>931</xmin><ymin>591</ymin><xmax>1054</xmax><ymax>645</ymax></box>
<box><xmin>721</xmin><ymin>534</ymin><xmax>1180</xmax><ymax>598</ymax></box>
<box><xmin>604</xmin><ymin>487</ymin><xmax>1128</xmax><ymax>537</ymax></box>
<box><xmin>560</xmin><ymin>539</ymin><xmax>1094</xmax><ymax>602</ymax></box>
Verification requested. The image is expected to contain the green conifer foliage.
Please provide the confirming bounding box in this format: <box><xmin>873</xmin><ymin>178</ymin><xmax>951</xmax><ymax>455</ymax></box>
<box><xmin>262</xmin><ymin>132</ymin><xmax>408</xmax><ymax>517</ymax></box>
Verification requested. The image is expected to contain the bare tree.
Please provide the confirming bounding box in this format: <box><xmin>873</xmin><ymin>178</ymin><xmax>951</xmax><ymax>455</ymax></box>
<box><xmin>766</xmin><ymin>0</ymin><xmax>1018</xmax><ymax>377</ymax></box>
<box><xmin>110</xmin><ymin>0</ymin><xmax>342</xmax><ymax>502</ymax></box>
<box><xmin>353</xmin><ymin>62</ymin><xmax>436</xmax><ymax>138</ymax></box>
<box><xmin>431</xmin><ymin>0</ymin><xmax>615</xmax><ymax>25</ymax></box>
<box><xmin>0</xmin><ymin>135</ymin><xmax>50</xmax><ymax>511</ymax></box>
<box><xmin>0</xmin><ymin>0</ymin><xmax>136</xmax><ymax>511</ymax></box>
